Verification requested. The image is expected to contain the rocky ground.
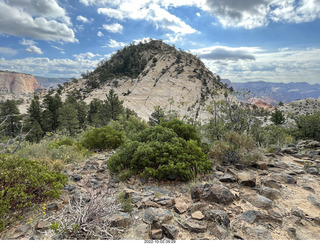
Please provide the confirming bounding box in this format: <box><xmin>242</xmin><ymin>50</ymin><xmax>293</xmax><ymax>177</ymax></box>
<box><xmin>1</xmin><ymin>140</ymin><xmax>320</xmax><ymax>240</ymax></box>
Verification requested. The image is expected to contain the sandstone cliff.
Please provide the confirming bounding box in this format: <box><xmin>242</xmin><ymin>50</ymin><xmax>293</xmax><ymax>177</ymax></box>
<box><xmin>0</xmin><ymin>71</ymin><xmax>42</xmax><ymax>94</ymax></box>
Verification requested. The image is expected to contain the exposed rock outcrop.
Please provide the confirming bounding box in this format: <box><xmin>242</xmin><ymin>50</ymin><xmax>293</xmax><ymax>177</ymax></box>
<box><xmin>0</xmin><ymin>71</ymin><xmax>42</xmax><ymax>94</ymax></box>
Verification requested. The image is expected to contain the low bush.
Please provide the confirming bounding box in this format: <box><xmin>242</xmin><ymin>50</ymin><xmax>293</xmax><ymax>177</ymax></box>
<box><xmin>0</xmin><ymin>155</ymin><xmax>67</xmax><ymax>231</ymax></box>
<box><xmin>108</xmin><ymin>125</ymin><xmax>212</xmax><ymax>181</ymax></box>
<box><xmin>209</xmin><ymin>131</ymin><xmax>262</xmax><ymax>166</ymax></box>
<box><xmin>80</xmin><ymin>126</ymin><xmax>124</xmax><ymax>151</ymax></box>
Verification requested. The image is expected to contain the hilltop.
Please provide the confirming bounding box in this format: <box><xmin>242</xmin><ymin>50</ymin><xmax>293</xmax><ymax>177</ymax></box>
<box><xmin>59</xmin><ymin>40</ymin><xmax>231</xmax><ymax>122</ymax></box>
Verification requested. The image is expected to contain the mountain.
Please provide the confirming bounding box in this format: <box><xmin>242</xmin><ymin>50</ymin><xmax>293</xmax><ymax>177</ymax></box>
<box><xmin>225</xmin><ymin>80</ymin><xmax>320</xmax><ymax>104</ymax></box>
<box><xmin>35</xmin><ymin>76</ymin><xmax>70</xmax><ymax>89</ymax></box>
<box><xmin>0</xmin><ymin>70</ymin><xmax>42</xmax><ymax>94</ymax></box>
<box><xmin>61</xmin><ymin>40</ymin><xmax>231</xmax><ymax>121</ymax></box>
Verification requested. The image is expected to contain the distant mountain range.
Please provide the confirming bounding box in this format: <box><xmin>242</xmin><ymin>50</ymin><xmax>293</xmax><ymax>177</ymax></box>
<box><xmin>34</xmin><ymin>76</ymin><xmax>70</xmax><ymax>89</ymax></box>
<box><xmin>222</xmin><ymin>79</ymin><xmax>320</xmax><ymax>105</ymax></box>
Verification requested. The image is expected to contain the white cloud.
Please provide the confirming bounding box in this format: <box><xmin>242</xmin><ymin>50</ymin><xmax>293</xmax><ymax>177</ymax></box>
<box><xmin>97</xmin><ymin>31</ymin><xmax>104</xmax><ymax>37</ymax></box>
<box><xmin>73</xmin><ymin>52</ymin><xmax>101</xmax><ymax>61</ymax></box>
<box><xmin>25</xmin><ymin>45</ymin><xmax>43</xmax><ymax>55</ymax></box>
<box><xmin>20</xmin><ymin>39</ymin><xmax>36</xmax><ymax>46</ymax></box>
<box><xmin>0</xmin><ymin>55</ymin><xmax>104</xmax><ymax>78</ymax></box>
<box><xmin>0</xmin><ymin>1</ymin><xmax>76</xmax><ymax>42</ymax></box>
<box><xmin>76</xmin><ymin>15</ymin><xmax>90</xmax><ymax>23</ymax></box>
<box><xmin>105</xmin><ymin>39</ymin><xmax>127</xmax><ymax>48</ymax></box>
<box><xmin>196</xmin><ymin>46</ymin><xmax>320</xmax><ymax>84</ymax></box>
<box><xmin>102</xmin><ymin>23</ymin><xmax>123</xmax><ymax>33</ymax></box>
<box><xmin>0</xmin><ymin>47</ymin><xmax>18</xmax><ymax>56</ymax></box>
<box><xmin>98</xmin><ymin>8</ymin><xmax>124</xmax><ymax>20</ymax></box>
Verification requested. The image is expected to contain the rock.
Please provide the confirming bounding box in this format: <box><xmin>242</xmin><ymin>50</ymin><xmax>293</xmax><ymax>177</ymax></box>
<box><xmin>211</xmin><ymin>225</ymin><xmax>231</xmax><ymax>240</ymax></box>
<box><xmin>291</xmin><ymin>207</ymin><xmax>305</xmax><ymax>218</ymax></box>
<box><xmin>151</xmin><ymin>229</ymin><xmax>163</xmax><ymax>240</ymax></box>
<box><xmin>307</xmin><ymin>141</ymin><xmax>320</xmax><ymax>148</ymax></box>
<box><xmin>143</xmin><ymin>208</ymin><xmax>173</xmax><ymax>225</ymax></box>
<box><xmin>245</xmin><ymin>226</ymin><xmax>273</xmax><ymax>240</ymax></box>
<box><xmin>187</xmin><ymin>202</ymin><xmax>208</xmax><ymax>214</ymax></box>
<box><xmin>306</xmin><ymin>150</ymin><xmax>320</xmax><ymax>157</ymax></box>
<box><xmin>144</xmin><ymin>201</ymin><xmax>162</xmax><ymax>208</ymax></box>
<box><xmin>156</xmin><ymin>198</ymin><xmax>174</xmax><ymax>207</ymax></box>
<box><xmin>302</xmin><ymin>185</ymin><xmax>316</xmax><ymax>193</ymax></box>
<box><xmin>242</xmin><ymin>210</ymin><xmax>262</xmax><ymax>224</ymax></box>
<box><xmin>202</xmin><ymin>185</ymin><xmax>235</xmax><ymax>205</ymax></box>
<box><xmin>219</xmin><ymin>173</ymin><xmax>237</xmax><ymax>183</ymax></box>
<box><xmin>183</xmin><ymin>219</ymin><xmax>207</xmax><ymax>233</ymax></box>
<box><xmin>281</xmin><ymin>148</ymin><xmax>297</xmax><ymax>154</ymax></box>
<box><xmin>271</xmin><ymin>173</ymin><xmax>297</xmax><ymax>184</ymax></box>
<box><xmin>237</xmin><ymin>172</ymin><xmax>256</xmax><ymax>187</ymax></box>
<box><xmin>12</xmin><ymin>225</ymin><xmax>31</xmax><ymax>239</ymax></box>
<box><xmin>191</xmin><ymin>184</ymin><xmax>205</xmax><ymax>200</ymax></box>
<box><xmin>191</xmin><ymin>211</ymin><xmax>205</xmax><ymax>220</ymax></box>
<box><xmin>244</xmin><ymin>194</ymin><xmax>272</xmax><ymax>209</ymax></box>
<box><xmin>143</xmin><ymin>186</ymin><xmax>171</xmax><ymax>196</ymax></box>
<box><xmin>63</xmin><ymin>185</ymin><xmax>76</xmax><ymax>191</ymax></box>
<box><xmin>261</xmin><ymin>178</ymin><xmax>282</xmax><ymax>189</ymax></box>
<box><xmin>72</xmin><ymin>174</ymin><xmax>82</xmax><ymax>182</ymax></box>
<box><xmin>259</xmin><ymin>187</ymin><xmax>281</xmax><ymax>200</ymax></box>
<box><xmin>274</xmin><ymin>161</ymin><xmax>289</xmax><ymax>168</ymax></box>
<box><xmin>36</xmin><ymin>220</ymin><xmax>50</xmax><ymax>230</ymax></box>
<box><xmin>47</xmin><ymin>203</ymin><xmax>59</xmax><ymax>211</ymax></box>
<box><xmin>110</xmin><ymin>213</ymin><xmax>131</xmax><ymax>228</ymax></box>
<box><xmin>255</xmin><ymin>161</ymin><xmax>268</xmax><ymax>170</ymax></box>
<box><xmin>307</xmin><ymin>194</ymin><xmax>320</xmax><ymax>208</ymax></box>
<box><xmin>162</xmin><ymin>224</ymin><xmax>179</xmax><ymax>239</ymax></box>
<box><xmin>287</xmin><ymin>227</ymin><xmax>297</xmax><ymax>239</ymax></box>
<box><xmin>204</xmin><ymin>210</ymin><xmax>230</xmax><ymax>228</ymax></box>
<box><xmin>174</xmin><ymin>198</ymin><xmax>188</xmax><ymax>214</ymax></box>
<box><xmin>123</xmin><ymin>223</ymin><xmax>148</xmax><ymax>240</ymax></box>
<box><xmin>307</xmin><ymin>167</ymin><xmax>318</xmax><ymax>175</ymax></box>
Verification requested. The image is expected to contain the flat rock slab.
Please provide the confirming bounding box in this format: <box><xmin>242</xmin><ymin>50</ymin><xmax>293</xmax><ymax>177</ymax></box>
<box><xmin>270</xmin><ymin>173</ymin><xmax>297</xmax><ymax>184</ymax></box>
<box><xmin>307</xmin><ymin>194</ymin><xmax>320</xmax><ymax>208</ymax></box>
<box><xmin>143</xmin><ymin>207</ymin><xmax>173</xmax><ymax>225</ymax></box>
<box><xmin>174</xmin><ymin>198</ymin><xmax>188</xmax><ymax>214</ymax></box>
<box><xmin>183</xmin><ymin>219</ymin><xmax>207</xmax><ymax>233</ymax></box>
<box><xmin>244</xmin><ymin>194</ymin><xmax>273</xmax><ymax>209</ymax></box>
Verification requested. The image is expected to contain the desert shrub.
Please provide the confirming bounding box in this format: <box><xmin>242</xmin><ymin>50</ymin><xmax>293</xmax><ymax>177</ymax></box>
<box><xmin>14</xmin><ymin>139</ymin><xmax>87</xmax><ymax>170</ymax></box>
<box><xmin>80</xmin><ymin>126</ymin><xmax>124</xmax><ymax>151</ymax></box>
<box><xmin>209</xmin><ymin>131</ymin><xmax>262</xmax><ymax>166</ymax></box>
<box><xmin>107</xmin><ymin>125</ymin><xmax>212</xmax><ymax>181</ymax></box>
<box><xmin>293</xmin><ymin>112</ymin><xmax>320</xmax><ymax>141</ymax></box>
<box><xmin>161</xmin><ymin>119</ymin><xmax>201</xmax><ymax>144</ymax></box>
<box><xmin>0</xmin><ymin>155</ymin><xmax>67</xmax><ymax>231</ymax></box>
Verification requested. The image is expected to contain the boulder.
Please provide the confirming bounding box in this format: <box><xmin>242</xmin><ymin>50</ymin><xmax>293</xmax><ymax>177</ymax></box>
<box><xmin>143</xmin><ymin>207</ymin><xmax>173</xmax><ymax>225</ymax></box>
<box><xmin>191</xmin><ymin>211</ymin><xmax>205</xmax><ymax>220</ymax></box>
<box><xmin>202</xmin><ymin>185</ymin><xmax>235</xmax><ymax>205</ymax></box>
<box><xmin>259</xmin><ymin>187</ymin><xmax>281</xmax><ymax>200</ymax></box>
<box><xmin>271</xmin><ymin>173</ymin><xmax>297</xmax><ymax>184</ymax></box>
<box><xmin>244</xmin><ymin>194</ymin><xmax>273</xmax><ymax>209</ymax></box>
<box><xmin>237</xmin><ymin>172</ymin><xmax>256</xmax><ymax>187</ymax></box>
<box><xmin>242</xmin><ymin>210</ymin><xmax>262</xmax><ymax>224</ymax></box>
<box><xmin>110</xmin><ymin>213</ymin><xmax>131</xmax><ymax>228</ymax></box>
<box><xmin>211</xmin><ymin>225</ymin><xmax>231</xmax><ymax>240</ymax></box>
<box><xmin>183</xmin><ymin>220</ymin><xmax>207</xmax><ymax>233</ymax></box>
<box><xmin>174</xmin><ymin>198</ymin><xmax>188</xmax><ymax>214</ymax></box>
<box><xmin>203</xmin><ymin>210</ymin><xmax>230</xmax><ymax>228</ymax></box>
<box><xmin>307</xmin><ymin>194</ymin><xmax>320</xmax><ymax>208</ymax></box>
<box><xmin>162</xmin><ymin>224</ymin><xmax>179</xmax><ymax>239</ymax></box>
<box><xmin>151</xmin><ymin>229</ymin><xmax>163</xmax><ymax>240</ymax></box>
<box><xmin>245</xmin><ymin>226</ymin><xmax>273</xmax><ymax>240</ymax></box>
<box><xmin>219</xmin><ymin>173</ymin><xmax>237</xmax><ymax>183</ymax></box>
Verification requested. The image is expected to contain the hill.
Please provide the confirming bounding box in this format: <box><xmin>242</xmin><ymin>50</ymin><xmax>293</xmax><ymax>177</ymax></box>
<box><xmin>61</xmin><ymin>40</ymin><xmax>231</xmax><ymax>122</ymax></box>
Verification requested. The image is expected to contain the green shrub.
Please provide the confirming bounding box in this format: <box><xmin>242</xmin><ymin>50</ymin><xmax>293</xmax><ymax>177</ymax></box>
<box><xmin>0</xmin><ymin>155</ymin><xmax>67</xmax><ymax>231</ymax></box>
<box><xmin>293</xmin><ymin>112</ymin><xmax>320</xmax><ymax>141</ymax></box>
<box><xmin>108</xmin><ymin>125</ymin><xmax>212</xmax><ymax>181</ymax></box>
<box><xmin>209</xmin><ymin>131</ymin><xmax>262</xmax><ymax>166</ymax></box>
<box><xmin>161</xmin><ymin>119</ymin><xmax>201</xmax><ymax>144</ymax></box>
<box><xmin>80</xmin><ymin>126</ymin><xmax>124</xmax><ymax>151</ymax></box>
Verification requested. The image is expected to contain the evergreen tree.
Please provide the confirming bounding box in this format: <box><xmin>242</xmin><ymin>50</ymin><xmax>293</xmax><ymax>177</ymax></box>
<box><xmin>25</xmin><ymin>119</ymin><xmax>44</xmax><ymax>143</ymax></box>
<box><xmin>88</xmin><ymin>98</ymin><xmax>104</xmax><ymax>126</ymax></box>
<box><xmin>27</xmin><ymin>96</ymin><xmax>42</xmax><ymax>124</ymax></box>
<box><xmin>42</xmin><ymin>94</ymin><xmax>62</xmax><ymax>132</ymax></box>
<box><xmin>0</xmin><ymin>100</ymin><xmax>22</xmax><ymax>137</ymax></box>
<box><xmin>104</xmin><ymin>89</ymin><xmax>124</xmax><ymax>121</ymax></box>
<box><xmin>65</xmin><ymin>95</ymin><xmax>88</xmax><ymax>129</ymax></box>
<box><xmin>149</xmin><ymin>106</ymin><xmax>166</xmax><ymax>125</ymax></box>
<box><xmin>271</xmin><ymin>109</ymin><xmax>285</xmax><ymax>125</ymax></box>
<box><xmin>58</xmin><ymin>102</ymin><xmax>80</xmax><ymax>135</ymax></box>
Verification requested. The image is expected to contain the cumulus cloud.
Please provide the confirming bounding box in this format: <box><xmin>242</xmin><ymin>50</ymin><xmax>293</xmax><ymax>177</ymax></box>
<box><xmin>97</xmin><ymin>31</ymin><xmax>104</xmax><ymax>37</ymax></box>
<box><xmin>0</xmin><ymin>0</ymin><xmax>76</xmax><ymax>42</ymax></box>
<box><xmin>102</xmin><ymin>23</ymin><xmax>123</xmax><ymax>33</ymax></box>
<box><xmin>25</xmin><ymin>45</ymin><xmax>43</xmax><ymax>55</ymax></box>
<box><xmin>73</xmin><ymin>52</ymin><xmax>101</xmax><ymax>61</ymax></box>
<box><xmin>76</xmin><ymin>15</ymin><xmax>90</xmax><ymax>23</ymax></box>
<box><xmin>0</xmin><ymin>55</ymin><xmax>103</xmax><ymax>78</ymax></box>
<box><xmin>105</xmin><ymin>39</ymin><xmax>127</xmax><ymax>48</ymax></box>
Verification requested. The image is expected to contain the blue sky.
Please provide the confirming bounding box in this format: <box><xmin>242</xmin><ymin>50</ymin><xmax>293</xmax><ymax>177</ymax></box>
<box><xmin>0</xmin><ymin>0</ymin><xmax>320</xmax><ymax>84</ymax></box>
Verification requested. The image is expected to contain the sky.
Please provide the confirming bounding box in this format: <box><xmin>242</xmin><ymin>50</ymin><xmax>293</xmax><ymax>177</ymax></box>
<box><xmin>0</xmin><ymin>0</ymin><xmax>320</xmax><ymax>84</ymax></box>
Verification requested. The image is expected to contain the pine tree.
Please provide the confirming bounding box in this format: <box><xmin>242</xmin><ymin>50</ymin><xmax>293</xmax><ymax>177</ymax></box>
<box><xmin>104</xmin><ymin>89</ymin><xmax>124</xmax><ymax>121</ymax></box>
<box><xmin>149</xmin><ymin>106</ymin><xmax>166</xmax><ymax>125</ymax></box>
<box><xmin>58</xmin><ymin>102</ymin><xmax>80</xmax><ymax>135</ymax></box>
<box><xmin>0</xmin><ymin>100</ymin><xmax>22</xmax><ymax>137</ymax></box>
<box><xmin>271</xmin><ymin>109</ymin><xmax>285</xmax><ymax>125</ymax></box>
<box><xmin>27</xmin><ymin>96</ymin><xmax>42</xmax><ymax>124</ymax></box>
<box><xmin>42</xmin><ymin>94</ymin><xmax>62</xmax><ymax>132</ymax></box>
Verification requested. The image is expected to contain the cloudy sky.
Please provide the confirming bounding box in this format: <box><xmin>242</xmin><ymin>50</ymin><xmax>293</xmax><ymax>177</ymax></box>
<box><xmin>0</xmin><ymin>0</ymin><xmax>320</xmax><ymax>83</ymax></box>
